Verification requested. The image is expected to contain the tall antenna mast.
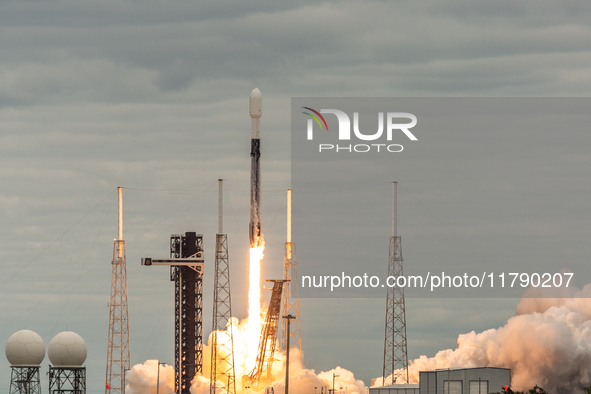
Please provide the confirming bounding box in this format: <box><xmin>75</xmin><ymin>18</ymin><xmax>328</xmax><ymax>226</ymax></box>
<box><xmin>287</xmin><ymin>189</ymin><xmax>291</xmax><ymax>245</ymax></box>
<box><xmin>280</xmin><ymin>189</ymin><xmax>302</xmax><ymax>365</ymax></box>
<box><xmin>383</xmin><ymin>182</ymin><xmax>408</xmax><ymax>384</ymax></box>
<box><xmin>118</xmin><ymin>187</ymin><xmax>123</xmax><ymax>246</ymax></box>
<box><xmin>210</xmin><ymin>179</ymin><xmax>236</xmax><ymax>394</ymax></box>
<box><xmin>105</xmin><ymin>187</ymin><xmax>131</xmax><ymax>394</ymax></box>
<box><xmin>392</xmin><ymin>181</ymin><xmax>397</xmax><ymax>237</ymax></box>
<box><xmin>218</xmin><ymin>178</ymin><xmax>223</xmax><ymax>234</ymax></box>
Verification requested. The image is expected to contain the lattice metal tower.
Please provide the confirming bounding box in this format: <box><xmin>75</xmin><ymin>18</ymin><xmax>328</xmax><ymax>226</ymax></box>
<box><xmin>50</xmin><ymin>367</ymin><xmax>86</xmax><ymax>394</ymax></box>
<box><xmin>383</xmin><ymin>182</ymin><xmax>409</xmax><ymax>385</ymax></box>
<box><xmin>210</xmin><ymin>179</ymin><xmax>236</xmax><ymax>394</ymax></box>
<box><xmin>280</xmin><ymin>189</ymin><xmax>302</xmax><ymax>365</ymax></box>
<box><xmin>105</xmin><ymin>187</ymin><xmax>130</xmax><ymax>394</ymax></box>
<box><xmin>244</xmin><ymin>280</ymin><xmax>289</xmax><ymax>390</ymax></box>
<box><xmin>9</xmin><ymin>367</ymin><xmax>41</xmax><ymax>394</ymax></box>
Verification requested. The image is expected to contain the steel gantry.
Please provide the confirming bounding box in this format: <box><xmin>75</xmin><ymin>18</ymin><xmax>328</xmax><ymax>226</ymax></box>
<box><xmin>143</xmin><ymin>232</ymin><xmax>205</xmax><ymax>394</ymax></box>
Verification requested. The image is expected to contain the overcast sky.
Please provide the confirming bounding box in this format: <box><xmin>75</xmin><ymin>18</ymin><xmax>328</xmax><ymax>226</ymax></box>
<box><xmin>1</xmin><ymin>1</ymin><xmax>591</xmax><ymax>392</ymax></box>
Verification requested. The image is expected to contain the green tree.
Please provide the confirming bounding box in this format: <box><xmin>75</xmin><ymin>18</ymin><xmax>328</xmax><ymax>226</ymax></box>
<box><xmin>492</xmin><ymin>385</ymin><xmax>550</xmax><ymax>394</ymax></box>
<box><xmin>528</xmin><ymin>385</ymin><xmax>548</xmax><ymax>394</ymax></box>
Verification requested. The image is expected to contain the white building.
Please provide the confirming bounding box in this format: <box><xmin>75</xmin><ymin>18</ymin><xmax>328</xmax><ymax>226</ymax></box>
<box><xmin>370</xmin><ymin>367</ymin><xmax>511</xmax><ymax>394</ymax></box>
<box><xmin>370</xmin><ymin>384</ymin><xmax>420</xmax><ymax>394</ymax></box>
<box><xmin>419</xmin><ymin>367</ymin><xmax>511</xmax><ymax>394</ymax></box>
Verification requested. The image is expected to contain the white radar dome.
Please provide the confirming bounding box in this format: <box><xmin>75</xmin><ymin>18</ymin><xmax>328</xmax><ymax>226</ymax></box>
<box><xmin>48</xmin><ymin>331</ymin><xmax>87</xmax><ymax>367</ymax></box>
<box><xmin>5</xmin><ymin>330</ymin><xmax>46</xmax><ymax>366</ymax></box>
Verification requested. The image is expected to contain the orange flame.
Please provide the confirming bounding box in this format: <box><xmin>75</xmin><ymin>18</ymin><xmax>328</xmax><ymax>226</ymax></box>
<box><xmin>247</xmin><ymin>246</ymin><xmax>264</xmax><ymax>370</ymax></box>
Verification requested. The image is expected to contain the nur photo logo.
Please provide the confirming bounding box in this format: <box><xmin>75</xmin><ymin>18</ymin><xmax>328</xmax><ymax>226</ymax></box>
<box><xmin>302</xmin><ymin>107</ymin><xmax>418</xmax><ymax>153</ymax></box>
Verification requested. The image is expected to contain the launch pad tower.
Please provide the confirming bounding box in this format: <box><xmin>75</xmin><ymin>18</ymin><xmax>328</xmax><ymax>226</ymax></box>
<box><xmin>142</xmin><ymin>232</ymin><xmax>205</xmax><ymax>394</ymax></box>
<box><xmin>244</xmin><ymin>280</ymin><xmax>289</xmax><ymax>390</ymax></box>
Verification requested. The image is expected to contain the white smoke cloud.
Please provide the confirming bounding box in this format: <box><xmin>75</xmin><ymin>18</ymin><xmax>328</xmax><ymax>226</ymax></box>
<box><xmin>268</xmin><ymin>350</ymin><xmax>367</xmax><ymax>394</ymax></box>
<box><xmin>126</xmin><ymin>359</ymin><xmax>176</xmax><ymax>394</ymax></box>
<box><xmin>129</xmin><ymin>283</ymin><xmax>591</xmax><ymax>394</ymax></box>
<box><xmin>189</xmin><ymin>375</ymin><xmax>214</xmax><ymax>394</ymax></box>
<box><xmin>374</xmin><ymin>284</ymin><xmax>591</xmax><ymax>394</ymax></box>
<box><xmin>126</xmin><ymin>317</ymin><xmax>367</xmax><ymax>394</ymax></box>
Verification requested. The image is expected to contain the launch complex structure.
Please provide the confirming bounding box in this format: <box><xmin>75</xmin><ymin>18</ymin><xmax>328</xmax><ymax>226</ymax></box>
<box><xmin>243</xmin><ymin>279</ymin><xmax>289</xmax><ymax>389</ymax></box>
<box><xmin>101</xmin><ymin>88</ymin><xmax>413</xmax><ymax>394</ymax></box>
<box><xmin>138</xmin><ymin>89</ymin><xmax>303</xmax><ymax>394</ymax></box>
<box><xmin>103</xmin><ymin>88</ymin><xmax>410</xmax><ymax>393</ymax></box>
<box><xmin>142</xmin><ymin>233</ymin><xmax>205</xmax><ymax>394</ymax></box>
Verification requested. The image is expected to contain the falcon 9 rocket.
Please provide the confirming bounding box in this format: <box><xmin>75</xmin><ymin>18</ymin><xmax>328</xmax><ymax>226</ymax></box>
<box><xmin>249</xmin><ymin>88</ymin><xmax>263</xmax><ymax>247</ymax></box>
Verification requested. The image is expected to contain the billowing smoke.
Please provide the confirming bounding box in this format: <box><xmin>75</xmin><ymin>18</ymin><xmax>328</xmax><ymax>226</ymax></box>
<box><xmin>127</xmin><ymin>285</ymin><xmax>591</xmax><ymax>394</ymax></box>
<box><xmin>126</xmin><ymin>316</ymin><xmax>366</xmax><ymax>394</ymax></box>
<box><xmin>126</xmin><ymin>359</ymin><xmax>176</xmax><ymax>394</ymax></box>
<box><xmin>266</xmin><ymin>351</ymin><xmax>366</xmax><ymax>394</ymax></box>
<box><xmin>374</xmin><ymin>284</ymin><xmax>591</xmax><ymax>394</ymax></box>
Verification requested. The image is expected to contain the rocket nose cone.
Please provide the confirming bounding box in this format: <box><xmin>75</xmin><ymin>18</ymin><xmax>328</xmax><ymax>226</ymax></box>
<box><xmin>250</xmin><ymin>88</ymin><xmax>262</xmax><ymax>118</ymax></box>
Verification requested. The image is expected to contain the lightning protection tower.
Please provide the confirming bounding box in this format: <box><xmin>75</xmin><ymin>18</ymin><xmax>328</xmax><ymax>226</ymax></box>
<box><xmin>383</xmin><ymin>182</ymin><xmax>409</xmax><ymax>384</ymax></box>
<box><xmin>210</xmin><ymin>179</ymin><xmax>236</xmax><ymax>394</ymax></box>
<box><xmin>105</xmin><ymin>187</ymin><xmax>131</xmax><ymax>394</ymax></box>
<box><xmin>280</xmin><ymin>189</ymin><xmax>302</xmax><ymax>365</ymax></box>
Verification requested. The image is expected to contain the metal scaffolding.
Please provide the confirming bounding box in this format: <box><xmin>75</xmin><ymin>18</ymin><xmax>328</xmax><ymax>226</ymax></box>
<box><xmin>170</xmin><ymin>233</ymin><xmax>204</xmax><ymax>394</ymax></box>
<box><xmin>50</xmin><ymin>367</ymin><xmax>86</xmax><ymax>394</ymax></box>
<box><xmin>105</xmin><ymin>187</ymin><xmax>130</xmax><ymax>394</ymax></box>
<box><xmin>383</xmin><ymin>182</ymin><xmax>409</xmax><ymax>385</ymax></box>
<box><xmin>9</xmin><ymin>367</ymin><xmax>41</xmax><ymax>394</ymax></box>
<box><xmin>280</xmin><ymin>189</ymin><xmax>302</xmax><ymax>365</ymax></box>
<box><xmin>244</xmin><ymin>280</ymin><xmax>289</xmax><ymax>390</ymax></box>
<box><xmin>142</xmin><ymin>231</ymin><xmax>205</xmax><ymax>394</ymax></box>
<box><xmin>210</xmin><ymin>180</ymin><xmax>236</xmax><ymax>394</ymax></box>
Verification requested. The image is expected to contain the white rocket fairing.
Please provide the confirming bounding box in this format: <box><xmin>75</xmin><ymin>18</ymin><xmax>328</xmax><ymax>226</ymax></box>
<box><xmin>249</xmin><ymin>88</ymin><xmax>263</xmax><ymax>247</ymax></box>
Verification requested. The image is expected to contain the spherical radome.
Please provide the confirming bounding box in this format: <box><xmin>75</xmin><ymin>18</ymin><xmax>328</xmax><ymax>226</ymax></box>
<box><xmin>5</xmin><ymin>330</ymin><xmax>46</xmax><ymax>366</ymax></box>
<box><xmin>48</xmin><ymin>331</ymin><xmax>87</xmax><ymax>367</ymax></box>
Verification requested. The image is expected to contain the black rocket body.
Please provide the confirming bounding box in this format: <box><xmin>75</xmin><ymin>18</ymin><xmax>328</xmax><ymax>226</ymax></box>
<box><xmin>249</xmin><ymin>88</ymin><xmax>263</xmax><ymax>247</ymax></box>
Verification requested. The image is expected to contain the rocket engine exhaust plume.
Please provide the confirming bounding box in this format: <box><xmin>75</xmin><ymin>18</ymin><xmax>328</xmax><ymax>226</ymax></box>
<box><xmin>374</xmin><ymin>283</ymin><xmax>591</xmax><ymax>394</ymax></box>
<box><xmin>247</xmin><ymin>245</ymin><xmax>264</xmax><ymax>370</ymax></box>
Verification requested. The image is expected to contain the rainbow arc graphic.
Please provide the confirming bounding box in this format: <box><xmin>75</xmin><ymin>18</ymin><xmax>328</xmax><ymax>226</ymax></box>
<box><xmin>302</xmin><ymin>107</ymin><xmax>328</xmax><ymax>131</ymax></box>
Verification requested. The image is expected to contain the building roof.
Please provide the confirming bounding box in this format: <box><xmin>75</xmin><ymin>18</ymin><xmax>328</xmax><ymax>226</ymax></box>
<box><xmin>425</xmin><ymin>367</ymin><xmax>510</xmax><ymax>372</ymax></box>
<box><xmin>371</xmin><ymin>384</ymin><xmax>420</xmax><ymax>389</ymax></box>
